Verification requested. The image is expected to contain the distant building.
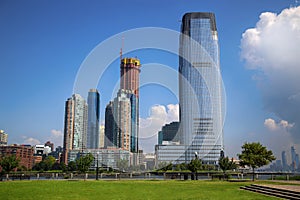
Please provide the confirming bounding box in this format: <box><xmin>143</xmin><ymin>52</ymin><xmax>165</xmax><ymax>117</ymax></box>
<box><xmin>120</xmin><ymin>57</ymin><xmax>141</xmax><ymax>153</ymax></box>
<box><xmin>63</xmin><ymin>94</ymin><xmax>88</xmax><ymax>164</ymax></box>
<box><xmin>68</xmin><ymin>148</ymin><xmax>132</xmax><ymax>170</ymax></box>
<box><xmin>0</xmin><ymin>130</ymin><xmax>8</xmax><ymax>146</ymax></box>
<box><xmin>104</xmin><ymin>101</ymin><xmax>114</xmax><ymax>148</ymax></box>
<box><xmin>44</xmin><ymin>141</ymin><xmax>54</xmax><ymax>151</ymax></box>
<box><xmin>291</xmin><ymin>146</ymin><xmax>297</xmax><ymax>170</ymax></box>
<box><xmin>0</xmin><ymin>145</ymin><xmax>34</xmax><ymax>170</ymax></box>
<box><xmin>99</xmin><ymin>125</ymin><xmax>105</xmax><ymax>148</ymax></box>
<box><xmin>281</xmin><ymin>151</ymin><xmax>288</xmax><ymax>170</ymax></box>
<box><xmin>113</xmin><ymin>90</ymin><xmax>131</xmax><ymax>151</ymax></box>
<box><xmin>87</xmin><ymin>89</ymin><xmax>100</xmax><ymax>149</ymax></box>
<box><xmin>158</xmin><ymin>122</ymin><xmax>180</xmax><ymax>145</ymax></box>
<box><xmin>34</xmin><ymin>144</ymin><xmax>51</xmax><ymax>155</ymax></box>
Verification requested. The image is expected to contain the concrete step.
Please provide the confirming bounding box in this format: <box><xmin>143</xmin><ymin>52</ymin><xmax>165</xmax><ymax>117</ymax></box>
<box><xmin>240</xmin><ymin>184</ymin><xmax>300</xmax><ymax>200</ymax></box>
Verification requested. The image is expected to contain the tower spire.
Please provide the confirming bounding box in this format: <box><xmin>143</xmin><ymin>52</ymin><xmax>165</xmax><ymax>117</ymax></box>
<box><xmin>120</xmin><ymin>36</ymin><xmax>124</xmax><ymax>61</ymax></box>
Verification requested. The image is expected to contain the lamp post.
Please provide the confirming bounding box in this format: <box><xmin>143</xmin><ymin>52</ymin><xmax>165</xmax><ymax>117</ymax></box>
<box><xmin>195</xmin><ymin>152</ymin><xmax>198</xmax><ymax>180</ymax></box>
<box><xmin>96</xmin><ymin>152</ymin><xmax>99</xmax><ymax>180</ymax></box>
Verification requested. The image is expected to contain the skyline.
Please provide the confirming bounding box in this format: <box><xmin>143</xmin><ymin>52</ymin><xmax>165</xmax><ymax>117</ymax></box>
<box><xmin>1</xmin><ymin>0</ymin><xmax>300</xmax><ymax>161</ymax></box>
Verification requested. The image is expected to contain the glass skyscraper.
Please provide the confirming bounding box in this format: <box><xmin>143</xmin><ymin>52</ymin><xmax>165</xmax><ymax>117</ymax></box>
<box><xmin>179</xmin><ymin>12</ymin><xmax>224</xmax><ymax>164</ymax></box>
<box><xmin>63</xmin><ymin>93</ymin><xmax>88</xmax><ymax>164</ymax></box>
<box><xmin>87</xmin><ymin>89</ymin><xmax>100</xmax><ymax>149</ymax></box>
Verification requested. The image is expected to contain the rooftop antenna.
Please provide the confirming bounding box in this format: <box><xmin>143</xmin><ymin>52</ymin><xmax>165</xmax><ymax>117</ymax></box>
<box><xmin>120</xmin><ymin>36</ymin><xmax>124</xmax><ymax>61</ymax></box>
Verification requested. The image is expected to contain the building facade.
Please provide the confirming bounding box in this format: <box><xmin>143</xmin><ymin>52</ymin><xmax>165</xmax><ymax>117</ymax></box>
<box><xmin>0</xmin><ymin>130</ymin><xmax>8</xmax><ymax>146</ymax></box>
<box><xmin>120</xmin><ymin>58</ymin><xmax>140</xmax><ymax>153</ymax></box>
<box><xmin>104</xmin><ymin>101</ymin><xmax>114</xmax><ymax>148</ymax></box>
<box><xmin>0</xmin><ymin>145</ymin><xmax>34</xmax><ymax>170</ymax></box>
<box><xmin>62</xmin><ymin>94</ymin><xmax>88</xmax><ymax>164</ymax></box>
<box><xmin>87</xmin><ymin>89</ymin><xmax>100</xmax><ymax>149</ymax></box>
<box><xmin>158</xmin><ymin>122</ymin><xmax>180</xmax><ymax>145</ymax></box>
<box><xmin>113</xmin><ymin>90</ymin><xmax>132</xmax><ymax>151</ymax></box>
<box><xmin>179</xmin><ymin>12</ymin><xmax>224</xmax><ymax>164</ymax></box>
<box><xmin>68</xmin><ymin>148</ymin><xmax>132</xmax><ymax>170</ymax></box>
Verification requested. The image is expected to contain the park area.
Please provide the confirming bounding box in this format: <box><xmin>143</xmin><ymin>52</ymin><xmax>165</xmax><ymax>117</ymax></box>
<box><xmin>0</xmin><ymin>180</ymin><xmax>283</xmax><ymax>200</ymax></box>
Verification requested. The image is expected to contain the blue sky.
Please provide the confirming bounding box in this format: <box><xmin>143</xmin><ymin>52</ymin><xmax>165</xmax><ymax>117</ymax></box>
<box><xmin>1</xmin><ymin>0</ymin><xmax>300</xmax><ymax>160</ymax></box>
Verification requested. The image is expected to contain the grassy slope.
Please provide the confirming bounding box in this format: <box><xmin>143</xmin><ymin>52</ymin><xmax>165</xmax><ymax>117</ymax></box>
<box><xmin>1</xmin><ymin>180</ymin><xmax>277</xmax><ymax>200</ymax></box>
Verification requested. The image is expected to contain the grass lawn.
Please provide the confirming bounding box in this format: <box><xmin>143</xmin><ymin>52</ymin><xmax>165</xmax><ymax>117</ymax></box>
<box><xmin>0</xmin><ymin>180</ymin><xmax>278</xmax><ymax>200</ymax></box>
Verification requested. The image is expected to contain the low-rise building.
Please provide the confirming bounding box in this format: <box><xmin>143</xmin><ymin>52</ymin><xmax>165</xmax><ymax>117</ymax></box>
<box><xmin>0</xmin><ymin>144</ymin><xmax>34</xmax><ymax>170</ymax></box>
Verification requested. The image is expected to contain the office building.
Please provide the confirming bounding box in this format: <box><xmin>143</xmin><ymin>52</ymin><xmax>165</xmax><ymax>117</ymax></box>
<box><xmin>68</xmin><ymin>148</ymin><xmax>132</xmax><ymax>170</ymax></box>
<box><xmin>113</xmin><ymin>90</ymin><xmax>132</xmax><ymax>151</ymax></box>
<box><xmin>87</xmin><ymin>89</ymin><xmax>100</xmax><ymax>149</ymax></box>
<box><xmin>158</xmin><ymin>122</ymin><xmax>180</xmax><ymax>145</ymax></box>
<box><xmin>62</xmin><ymin>94</ymin><xmax>88</xmax><ymax>164</ymax></box>
<box><xmin>291</xmin><ymin>146</ymin><xmax>296</xmax><ymax>170</ymax></box>
<box><xmin>120</xmin><ymin>58</ymin><xmax>140</xmax><ymax>153</ymax></box>
<box><xmin>99</xmin><ymin>125</ymin><xmax>105</xmax><ymax>148</ymax></box>
<box><xmin>281</xmin><ymin>151</ymin><xmax>288</xmax><ymax>170</ymax></box>
<box><xmin>178</xmin><ymin>12</ymin><xmax>224</xmax><ymax>164</ymax></box>
<box><xmin>0</xmin><ymin>130</ymin><xmax>8</xmax><ymax>146</ymax></box>
<box><xmin>104</xmin><ymin>101</ymin><xmax>114</xmax><ymax>148</ymax></box>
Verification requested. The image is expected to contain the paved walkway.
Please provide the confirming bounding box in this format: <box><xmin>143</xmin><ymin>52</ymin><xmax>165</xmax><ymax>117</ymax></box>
<box><xmin>261</xmin><ymin>182</ymin><xmax>300</xmax><ymax>192</ymax></box>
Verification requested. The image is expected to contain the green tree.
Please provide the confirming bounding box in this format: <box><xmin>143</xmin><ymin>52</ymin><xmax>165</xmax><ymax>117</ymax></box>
<box><xmin>188</xmin><ymin>159</ymin><xmax>202</xmax><ymax>180</ymax></box>
<box><xmin>188</xmin><ymin>159</ymin><xmax>202</xmax><ymax>173</ymax></box>
<box><xmin>0</xmin><ymin>155</ymin><xmax>20</xmax><ymax>174</ymax></box>
<box><xmin>158</xmin><ymin>162</ymin><xmax>172</xmax><ymax>171</ymax></box>
<box><xmin>238</xmin><ymin>142</ymin><xmax>276</xmax><ymax>181</ymax></box>
<box><xmin>68</xmin><ymin>161</ymin><xmax>77</xmax><ymax>172</ymax></box>
<box><xmin>219</xmin><ymin>156</ymin><xmax>237</xmax><ymax>180</ymax></box>
<box><xmin>76</xmin><ymin>153</ymin><xmax>94</xmax><ymax>173</ymax></box>
<box><xmin>116</xmin><ymin>159</ymin><xmax>129</xmax><ymax>172</ymax></box>
<box><xmin>44</xmin><ymin>156</ymin><xmax>56</xmax><ymax>171</ymax></box>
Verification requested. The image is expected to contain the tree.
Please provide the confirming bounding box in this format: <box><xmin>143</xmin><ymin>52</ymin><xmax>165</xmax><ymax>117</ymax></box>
<box><xmin>68</xmin><ymin>161</ymin><xmax>77</xmax><ymax>172</ymax></box>
<box><xmin>0</xmin><ymin>155</ymin><xmax>20</xmax><ymax>174</ymax></box>
<box><xmin>188</xmin><ymin>159</ymin><xmax>202</xmax><ymax>173</ymax></box>
<box><xmin>188</xmin><ymin>158</ymin><xmax>202</xmax><ymax>180</ymax></box>
<box><xmin>116</xmin><ymin>159</ymin><xmax>129</xmax><ymax>172</ymax></box>
<box><xmin>238</xmin><ymin>142</ymin><xmax>276</xmax><ymax>181</ymax></box>
<box><xmin>158</xmin><ymin>162</ymin><xmax>172</xmax><ymax>171</ymax></box>
<box><xmin>43</xmin><ymin>156</ymin><xmax>56</xmax><ymax>171</ymax></box>
<box><xmin>219</xmin><ymin>156</ymin><xmax>237</xmax><ymax>180</ymax></box>
<box><xmin>76</xmin><ymin>153</ymin><xmax>94</xmax><ymax>173</ymax></box>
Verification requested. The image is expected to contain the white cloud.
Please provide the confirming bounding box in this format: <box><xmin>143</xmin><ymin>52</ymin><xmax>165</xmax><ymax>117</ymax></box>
<box><xmin>264</xmin><ymin>118</ymin><xmax>278</xmax><ymax>131</ymax></box>
<box><xmin>241</xmin><ymin>6</ymin><xmax>300</xmax><ymax>143</ymax></box>
<box><xmin>23</xmin><ymin>137</ymin><xmax>41</xmax><ymax>145</ymax></box>
<box><xmin>47</xmin><ymin>129</ymin><xmax>63</xmax><ymax>148</ymax></box>
<box><xmin>139</xmin><ymin>104</ymin><xmax>179</xmax><ymax>152</ymax></box>
<box><xmin>264</xmin><ymin>118</ymin><xmax>294</xmax><ymax>131</ymax></box>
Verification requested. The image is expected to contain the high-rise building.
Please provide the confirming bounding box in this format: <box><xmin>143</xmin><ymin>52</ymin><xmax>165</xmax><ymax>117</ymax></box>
<box><xmin>113</xmin><ymin>90</ymin><xmax>132</xmax><ymax>151</ymax></box>
<box><xmin>158</xmin><ymin>122</ymin><xmax>180</xmax><ymax>145</ymax></box>
<box><xmin>62</xmin><ymin>94</ymin><xmax>88</xmax><ymax>164</ymax></box>
<box><xmin>120</xmin><ymin>58</ymin><xmax>141</xmax><ymax>97</ymax></box>
<box><xmin>179</xmin><ymin>12</ymin><xmax>224</xmax><ymax>164</ymax></box>
<box><xmin>291</xmin><ymin>146</ymin><xmax>296</xmax><ymax>170</ymax></box>
<box><xmin>105</xmin><ymin>101</ymin><xmax>114</xmax><ymax>148</ymax></box>
<box><xmin>99</xmin><ymin>125</ymin><xmax>105</xmax><ymax>148</ymax></box>
<box><xmin>281</xmin><ymin>151</ymin><xmax>288</xmax><ymax>170</ymax></box>
<box><xmin>0</xmin><ymin>130</ymin><xmax>8</xmax><ymax>146</ymax></box>
<box><xmin>120</xmin><ymin>57</ymin><xmax>141</xmax><ymax>153</ymax></box>
<box><xmin>87</xmin><ymin>89</ymin><xmax>100</xmax><ymax>149</ymax></box>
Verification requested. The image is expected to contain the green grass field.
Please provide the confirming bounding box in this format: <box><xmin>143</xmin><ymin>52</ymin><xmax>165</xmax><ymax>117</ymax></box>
<box><xmin>0</xmin><ymin>180</ymin><xmax>278</xmax><ymax>200</ymax></box>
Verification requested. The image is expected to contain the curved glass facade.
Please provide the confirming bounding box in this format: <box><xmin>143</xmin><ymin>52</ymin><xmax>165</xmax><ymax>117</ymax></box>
<box><xmin>179</xmin><ymin>13</ymin><xmax>224</xmax><ymax>164</ymax></box>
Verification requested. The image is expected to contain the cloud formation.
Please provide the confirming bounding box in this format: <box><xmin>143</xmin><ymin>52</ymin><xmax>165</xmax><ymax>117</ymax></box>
<box><xmin>139</xmin><ymin>104</ymin><xmax>179</xmax><ymax>152</ymax></box>
<box><xmin>23</xmin><ymin>137</ymin><xmax>41</xmax><ymax>145</ymax></box>
<box><xmin>47</xmin><ymin>129</ymin><xmax>63</xmax><ymax>148</ymax></box>
<box><xmin>264</xmin><ymin>118</ymin><xmax>294</xmax><ymax>131</ymax></box>
<box><xmin>241</xmin><ymin>6</ymin><xmax>300</xmax><ymax>143</ymax></box>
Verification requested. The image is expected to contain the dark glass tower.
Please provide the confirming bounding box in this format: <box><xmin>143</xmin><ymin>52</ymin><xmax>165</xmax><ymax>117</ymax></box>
<box><xmin>104</xmin><ymin>101</ymin><xmax>114</xmax><ymax>148</ymax></box>
<box><xmin>87</xmin><ymin>89</ymin><xmax>100</xmax><ymax>149</ymax></box>
<box><xmin>179</xmin><ymin>12</ymin><xmax>224</xmax><ymax>164</ymax></box>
